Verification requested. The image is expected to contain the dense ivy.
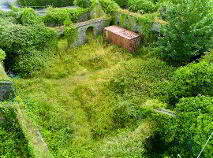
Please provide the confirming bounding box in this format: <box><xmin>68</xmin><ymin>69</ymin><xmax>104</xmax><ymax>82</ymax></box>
<box><xmin>64</xmin><ymin>19</ymin><xmax>77</xmax><ymax>47</ymax></box>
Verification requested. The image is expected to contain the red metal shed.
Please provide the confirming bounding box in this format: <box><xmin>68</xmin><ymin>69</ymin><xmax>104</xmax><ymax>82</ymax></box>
<box><xmin>104</xmin><ymin>25</ymin><xmax>141</xmax><ymax>52</ymax></box>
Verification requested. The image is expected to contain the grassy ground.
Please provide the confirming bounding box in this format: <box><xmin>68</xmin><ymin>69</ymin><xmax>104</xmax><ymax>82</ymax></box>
<box><xmin>13</xmin><ymin>37</ymin><xmax>175</xmax><ymax>157</ymax></box>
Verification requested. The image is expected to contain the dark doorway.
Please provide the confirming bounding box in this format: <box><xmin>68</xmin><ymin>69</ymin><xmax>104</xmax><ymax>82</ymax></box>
<box><xmin>86</xmin><ymin>26</ymin><xmax>94</xmax><ymax>42</ymax></box>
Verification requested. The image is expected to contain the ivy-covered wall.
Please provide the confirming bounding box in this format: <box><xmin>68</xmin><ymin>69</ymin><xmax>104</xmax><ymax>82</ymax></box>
<box><xmin>113</xmin><ymin>9</ymin><xmax>162</xmax><ymax>43</ymax></box>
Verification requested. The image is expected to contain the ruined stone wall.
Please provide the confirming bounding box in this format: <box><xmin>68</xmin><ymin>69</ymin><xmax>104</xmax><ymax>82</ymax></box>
<box><xmin>0</xmin><ymin>64</ymin><xmax>14</xmax><ymax>101</ymax></box>
<box><xmin>113</xmin><ymin>10</ymin><xmax>161</xmax><ymax>34</ymax></box>
<box><xmin>73</xmin><ymin>17</ymin><xmax>111</xmax><ymax>47</ymax></box>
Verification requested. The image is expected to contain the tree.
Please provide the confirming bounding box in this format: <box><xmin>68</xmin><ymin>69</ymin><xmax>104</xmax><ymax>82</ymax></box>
<box><xmin>157</xmin><ymin>0</ymin><xmax>213</xmax><ymax>65</ymax></box>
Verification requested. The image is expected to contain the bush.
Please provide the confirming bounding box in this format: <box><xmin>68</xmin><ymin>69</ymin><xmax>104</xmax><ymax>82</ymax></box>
<box><xmin>157</xmin><ymin>0</ymin><xmax>213</xmax><ymax>65</ymax></box>
<box><xmin>0</xmin><ymin>17</ymin><xmax>57</xmax><ymax>77</ymax></box>
<box><xmin>114</xmin><ymin>0</ymin><xmax>128</xmax><ymax>8</ymax></box>
<box><xmin>18</xmin><ymin>8</ymin><xmax>43</xmax><ymax>26</ymax></box>
<box><xmin>17</xmin><ymin>0</ymin><xmax>74</xmax><ymax>7</ymax></box>
<box><xmin>43</xmin><ymin>7</ymin><xmax>88</xmax><ymax>26</ymax></box>
<box><xmin>112</xmin><ymin>101</ymin><xmax>137</xmax><ymax>128</ymax></box>
<box><xmin>12</xmin><ymin>49</ymin><xmax>50</xmax><ymax>77</ymax></box>
<box><xmin>64</xmin><ymin>19</ymin><xmax>77</xmax><ymax>47</ymax></box>
<box><xmin>0</xmin><ymin>49</ymin><xmax>6</xmax><ymax>63</ymax></box>
<box><xmin>164</xmin><ymin>96</ymin><xmax>213</xmax><ymax>157</ymax></box>
<box><xmin>166</xmin><ymin>62</ymin><xmax>213</xmax><ymax>106</ymax></box>
<box><xmin>200</xmin><ymin>50</ymin><xmax>213</xmax><ymax>64</ymax></box>
<box><xmin>0</xmin><ymin>10</ymin><xmax>18</xmax><ymax>24</ymax></box>
<box><xmin>0</xmin><ymin>23</ymin><xmax>57</xmax><ymax>54</ymax></box>
<box><xmin>74</xmin><ymin>0</ymin><xmax>92</xmax><ymax>8</ymax></box>
<box><xmin>128</xmin><ymin>0</ymin><xmax>157</xmax><ymax>13</ymax></box>
<box><xmin>98</xmin><ymin>0</ymin><xmax>120</xmax><ymax>14</ymax></box>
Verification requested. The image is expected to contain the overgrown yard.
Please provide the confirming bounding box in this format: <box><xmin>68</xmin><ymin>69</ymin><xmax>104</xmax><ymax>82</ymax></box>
<box><xmin>13</xmin><ymin>37</ymin><xmax>175</xmax><ymax>157</ymax></box>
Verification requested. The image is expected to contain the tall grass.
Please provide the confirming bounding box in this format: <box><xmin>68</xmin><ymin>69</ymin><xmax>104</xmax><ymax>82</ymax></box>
<box><xmin>13</xmin><ymin>37</ymin><xmax>175</xmax><ymax>157</ymax></box>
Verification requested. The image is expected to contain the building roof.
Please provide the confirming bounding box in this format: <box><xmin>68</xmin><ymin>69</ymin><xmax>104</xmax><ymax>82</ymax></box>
<box><xmin>104</xmin><ymin>25</ymin><xmax>140</xmax><ymax>40</ymax></box>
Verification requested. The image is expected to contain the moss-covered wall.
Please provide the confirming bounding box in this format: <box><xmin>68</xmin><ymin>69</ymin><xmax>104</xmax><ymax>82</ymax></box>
<box><xmin>113</xmin><ymin>9</ymin><xmax>163</xmax><ymax>42</ymax></box>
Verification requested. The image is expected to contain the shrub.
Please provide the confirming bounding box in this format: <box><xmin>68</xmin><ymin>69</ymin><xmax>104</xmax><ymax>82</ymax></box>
<box><xmin>0</xmin><ymin>10</ymin><xmax>18</xmax><ymax>24</ymax></box>
<box><xmin>163</xmin><ymin>96</ymin><xmax>213</xmax><ymax>157</ymax></box>
<box><xmin>43</xmin><ymin>7</ymin><xmax>70</xmax><ymax>26</ymax></box>
<box><xmin>114</xmin><ymin>0</ymin><xmax>128</xmax><ymax>8</ymax></box>
<box><xmin>0</xmin><ymin>49</ymin><xmax>6</xmax><ymax>63</ymax></box>
<box><xmin>166</xmin><ymin>62</ymin><xmax>213</xmax><ymax>106</ymax></box>
<box><xmin>0</xmin><ymin>19</ymin><xmax>57</xmax><ymax>77</ymax></box>
<box><xmin>64</xmin><ymin>20</ymin><xmax>77</xmax><ymax>47</ymax></box>
<box><xmin>157</xmin><ymin>0</ymin><xmax>213</xmax><ymax>65</ymax></box>
<box><xmin>18</xmin><ymin>8</ymin><xmax>43</xmax><ymax>26</ymax></box>
<box><xmin>98</xmin><ymin>0</ymin><xmax>120</xmax><ymax>14</ymax></box>
<box><xmin>0</xmin><ymin>24</ymin><xmax>57</xmax><ymax>54</ymax></box>
<box><xmin>43</xmin><ymin>7</ymin><xmax>88</xmax><ymax>26</ymax></box>
<box><xmin>74</xmin><ymin>0</ymin><xmax>92</xmax><ymax>8</ymax></box>
<box><xmin>17</xmin><ymin>0</ymin><xmax>74</xmax><ymax>7</ymax></box>
<box><xmin>12</xmin><ymin>49</ymin><xmax>50</xmax><ymax>77</ymax></box>
<box><xmin>112</xmin><ymin>100</ymin><xmax>137</xmax><ymax>128</ymax></box>
<box><xmin>128</xmin><ymin>0</ymin><xmax>157</xmax><ymax>13</ymax></box>
<box><xmin>200</xmin><ymin>50</ymin><xmax>213</xmax><ymax>64</ymax></box>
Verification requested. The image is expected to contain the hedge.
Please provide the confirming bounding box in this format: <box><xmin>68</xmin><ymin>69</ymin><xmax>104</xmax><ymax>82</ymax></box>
<box><xmin>17</xmin><ymin>0</ymin><xmax>74</xmax><ymax>7</ymax></box>
<box><xmin>43</xmin><ymin>7</ymin><xmax>89</xmax><ymax>26</ymax></box>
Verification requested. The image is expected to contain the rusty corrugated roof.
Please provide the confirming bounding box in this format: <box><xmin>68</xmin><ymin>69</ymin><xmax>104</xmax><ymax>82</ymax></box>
<box><xmin>104</xmin><ymin>25</ymin><xmax>140</xmax><ymax>40</ymax></box>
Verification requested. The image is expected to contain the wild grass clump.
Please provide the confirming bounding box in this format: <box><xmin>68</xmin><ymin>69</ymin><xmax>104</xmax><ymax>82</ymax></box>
<box><xmin>108</xmin><ymin>56</ymin><xmax>175</xmax><ymax>104</ymax></box>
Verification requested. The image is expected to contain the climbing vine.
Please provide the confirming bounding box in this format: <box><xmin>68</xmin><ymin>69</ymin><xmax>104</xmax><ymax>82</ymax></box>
<box><xmin>64</xmin><ymin>19</ymin><xmax>77</xmax><ymax>47</ymax></box>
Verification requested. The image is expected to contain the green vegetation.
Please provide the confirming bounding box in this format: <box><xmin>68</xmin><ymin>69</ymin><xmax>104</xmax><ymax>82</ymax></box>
<box><xmin>64</xmin><ymin>20</ymin><xmax>77</xmax><ymax>47</ymax></box>
<box><xmin>0</xmin><ymin>49</ymin><xmax>5</xmax><ymax>64</ymax></box>
<box><xmin>0</xmin><ymin>8</ymin><xmax>57</xmax><ymax>77</ymax></box>
<box><xmin>17</xmin><ymin>0</ymin><xmax>74</xmax><ymax>7</ymax></box>
<box><xmin>128</xmin><ymin>0</ymin><xmax>158</xmax><ymax>13</ymax></box>
<box><xmin>0</xmin><ymin>104</ymin><xmax>33</xmax><ymax>158</ymax></box>
<box><xmin>0</xmin><ymin>63</ymin><xmax>9</xmax><ymax>81</ymax></box>
<box><xmin>157</xmin><ymin>0</ymin><xmax>213</xmax><ymax>65</ymax></box>
<box><xmin>114</xmin><ymin>0</ymin><xmax>128</xmax><ymax>8</ymax></box>
<box><xmin>74</xmin><ymin>0</ymin><xmax>92</xmax><ymax>8</ymax></box>
<box><xmin>151</xmin><ymin>96</ymin><xmax>213</xmax><ymax>157</ymax></box>
<box><xmin>164</xmin><ymin>62</ymin><xmax>213</xmax><ymax>106</ymax></box>
<box><xmin>43</xmin><ymin>7</ymin><xmax>88</xmax><ymax>26</ymax></box>
<box><xmin>0</xmin><ymin>0</ymin><xmax>213</xmax><ymax>157</ymax></box>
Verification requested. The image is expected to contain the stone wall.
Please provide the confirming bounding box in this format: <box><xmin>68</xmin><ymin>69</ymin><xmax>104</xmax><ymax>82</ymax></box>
<box><xmin>73</xmin><ymin>17</ymin><xmax>111</xmax><ymax>46</ymax></box>
<box><xmin>0</xmin><ymin>81</ymin><xmax>14</xmax><ymax>101</ymax></box>
<box><xmin>0</xmin><ymin>64</ymin><xmax>14</xmax><ymax>101</ymax></box>
<box><xmin>113</xmin><ymin>10</ymin><xmax>161</xmax><ymax>34</ymax></box>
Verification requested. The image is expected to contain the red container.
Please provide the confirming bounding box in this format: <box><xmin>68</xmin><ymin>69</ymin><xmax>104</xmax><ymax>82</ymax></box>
<box><xmin>104</xmin><ymin>25</ymin><xmax>140</xmax><ymax>52</ymax></box>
